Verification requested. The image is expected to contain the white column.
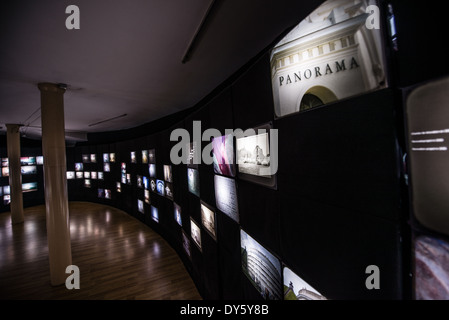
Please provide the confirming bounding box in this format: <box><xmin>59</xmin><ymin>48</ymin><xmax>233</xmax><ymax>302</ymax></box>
<box><xmin>6</xmin><ymin>124</ymin><xmax>24</xmax><ymax>224</ymax></box>
<box><xmin>38</xmin><ymin>82</ymin><xmax>72</xmax><ymax>286</ymax></box>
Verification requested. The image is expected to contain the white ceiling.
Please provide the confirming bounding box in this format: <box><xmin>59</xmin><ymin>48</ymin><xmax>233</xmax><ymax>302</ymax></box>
<box><xmin>0</xmin><ymin>0</ymin><xmax>323</xmax><ymax>142</ymax></box>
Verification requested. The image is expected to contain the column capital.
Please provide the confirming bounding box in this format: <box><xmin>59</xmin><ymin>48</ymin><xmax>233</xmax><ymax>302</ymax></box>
<box><xmin>38</xmin><ymin>83</ymin><xmax>67</xmax><ymax>94</ymax></box>
<box><xmin>5</xmin><ymin>124</ymin><xmax>22</xmax><ymax>134</ymax></box>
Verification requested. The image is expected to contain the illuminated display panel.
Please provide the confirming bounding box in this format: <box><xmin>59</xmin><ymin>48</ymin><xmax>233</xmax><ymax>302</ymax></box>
<box><xmin>240</xmin><ymin>229</ymin><xmax>282</xmax><ymax>300</ymax></box>
<box><xmin>165</xmin><ymin>182</ymin><xmax>173</xmax><ymax>200</ymax></box>
<box><xmin>22</xmin><ymin>182</ymin><xmax>37</xmax><ymax>193</ymax></box>
<box><xmin>137</xmin><ymin>175</ymin><xmax>143</xmax><ymax>188</ymax></box>
<box><xmin>174</xmin><ymin>202</ymin><xmax>182</xmax><ymax>226</ymax></box>
<box><xmin>156</xmin><ymin>179</ymin><xmax>165</xmax><ymax>196</ymax></box>
<box><xmin>131</xmin><ymin>151</ymin><xmax>136</xmax><ymax>163</ymax></box>
<box><xmin>150</xmin><ymin>178</ymin><xmax>156</xmax><ymax>192</ymax></box>
<box><xmin>144</xmin><ymin>189</ymin><xmax>150</xmax><ymax>204</ymax></box>
<box><xmin>148</xmin><ymin>149</ymin><xmax>156</xmax><ymax>164</ymax></box>
<box><xmin>212</xmin><ymin>134</ymin><xmax>235</xmax><ymax>177</ymax></box>
<box><xmin>283</xmin><ymin>266</ymin><xmax>326</xmax><ymax>300</ymax></box>
<box><xmin>151</xmin><ymin>205</ymin><xmax>159</xmax><ymax>223</ymax></box>
<box><xmin>201</xmin><ymin>201</ymin><xmax>216</xmax><ymax>241</ymax></box>
<box><xmin>149</xmin><ymin>164</ymin><xmax>156</xmax><ymax>178</ymax></box>
<box><xmin>187</xmin><ymin>168</ymin><xmax>200</xmax><ymax>197</ymax></box>
<box><xmin>164</xmin><ymin>165</ymin><xmax>173</xmax><ymax>183</ymax></box>
<box><xmin>406</xmin><ymin>77</ymin><xmax>449</xmax><ymax>236</ymax></box>
<box><xmin>270</xmin><ymin>0</ymin><xmax>387</xmax><ymax>117</ymax></box>
<box><xmin>190</xmin><ymin>218</ymin><xmax>202</xmax><ymax>251</ymax></box>
<box><xmin>182</xmin><ymin>230</ymin><xmax>191</xmax><ymax>260</ymax></box>
<box><xmin>20</xmin><ymin>157</ymin><xmax>36</xmax><ymax>166</ymax></box>
<box><xmin>138</xmin><ymin>199</ymin><xmax>144</xmax><ymax>214</ymax></box>
<box><xmin>415</xmin><ymin>235</ymin><xmax>449</xmax><ymax>300</ymax></box>
<box><xmin>2</xmin><ymin>167</ymin><xmax>9</xmax><ymax>177</ymax></box>
<box><xmin>235</xmin><ymin>123</ymin><xmax>277</xmax><ymax>188</ymax></box>
<box><xmin>21</xmin><ymin>166</ymin><xmax>37</xmax><ymax>175</ymax></box>
<box><xmin>142</xmin><ymin>150</ymin><xmax>148</xmax><ymax>164</ymax></box>
<box><xmin>214</xmin><ymin>175</ymin><xmax>239</xmax><ymax>223</ymax></box>
<box><xmin>66</xmin><ymin>171</ymin><xmax>75</xmax><ymax>179</ymax></box>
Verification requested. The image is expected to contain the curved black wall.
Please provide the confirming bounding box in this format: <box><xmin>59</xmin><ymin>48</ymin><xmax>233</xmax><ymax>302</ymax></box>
<box><xmin>65</xmin><ymin>50</ymin><xmax>406</xmax><ymax>299</ymax></box>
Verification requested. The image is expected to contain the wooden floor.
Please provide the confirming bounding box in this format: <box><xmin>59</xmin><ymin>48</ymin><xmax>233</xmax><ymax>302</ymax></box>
<box><xmin>0</xmin><ymin>202</ymin><xmax>202</xmax><ymax>300</ymax></box>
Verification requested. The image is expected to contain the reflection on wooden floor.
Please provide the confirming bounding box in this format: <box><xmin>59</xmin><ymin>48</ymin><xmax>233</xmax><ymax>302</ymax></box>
<box><xmin>0</xmin><ymin>202</ymin><xmax>202</xmax><ymax>300</ymax></box>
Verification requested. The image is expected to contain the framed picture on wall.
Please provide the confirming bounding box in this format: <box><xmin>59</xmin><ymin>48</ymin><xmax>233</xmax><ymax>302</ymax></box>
<box><xmin>214</xmin><ymin>174</ymin><xmax>239</xmax><ymax>223</ymax></box>
<box><xmin>174</xmin><ymin>202</ymin><xmax>182</xmax><ymax>227</ymax></box>
<box><xmin>130</xmin><ymin>151</ymin><xmax>137</xmax><ymax>163</ymax></box>
<box><xmin>138</xmin><ymin>199</ymin><xmax>144</xmax><ymax>214</ymax></box>
<box><xmin>240</xmin><ymin>229</ymin><xmax>282</xmax><ymax>300</ymax></box>
<box><xmin>187</xmin><ymin>167</ymin><xmax>200</xmax><ymax>197</ymax></box>
<box><xmin>212</xmin><ymin>134</ymin><xmax>236</xmax><ymax>177</ymax></box>
<box><xmin>270</xmin><ymin>0</ymin><xmax>388</xmax><ymax>118</ymax></box>
<box><xmin>144</xmin><ymin>189</ymin><xmax>150</xmax><ymax>204</ymax></box>
<box><xmin>283</xmin><ymin>266</ymin><xmax>326</xmax><ymax>300</ymax></box>
<box><xmin>190</xmin><ymin>218</ymin><xmax>202</xmax><ymax>252</ymax></box>
<box><xmin>142</xmin><ymin>150</ymin><xmax>148</xmax><ymax>164</ymax></box>
<box><xmin>164</xmin><ymin>165</ymin><xmax>173</xmax><ymax>183</ymax></box>
<box><xmin>200</xmin><ymin>201</ymin><xmax>217</xmax><ymax>241</ymax></box>
<box><xmin>236</xmin><ymin>122</ymin><xmax>277</xmax><ymax>189</ymax></box>
<box><xmin>165</xmin><ymin>182</ymin><xmax>173</xmax><ymax>200</ymax></box>
<box><xmin>182</xmin><ymin>229</ymin><xmax>191</xmax><ymax>260</ymax></box>
<box><xmin>151</xmin><ymin>205</ymin><xmax>159</xmax><ymax>223</ymax></box>
<box><xmin>148</xmin><ymin>149</ymin><xmax>156</xmax><ymax>164</ymax></box>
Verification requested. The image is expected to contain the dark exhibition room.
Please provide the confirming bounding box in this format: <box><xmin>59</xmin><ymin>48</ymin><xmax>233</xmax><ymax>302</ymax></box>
<box><xmin>1</xmin><ymin>0</ymin><xmax>448</xmax><ymax>308</ymax></box>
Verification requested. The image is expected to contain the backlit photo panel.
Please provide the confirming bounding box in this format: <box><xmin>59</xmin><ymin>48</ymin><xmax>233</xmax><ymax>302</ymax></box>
<box><xmin>406</xmin><ymin>76</ymin><xmax>449</xmax><ymax>236</ymax></box>
<box><xmin>201</xmin><ymin>201</ymin><xmax>216</xmax><ymax>241</ymax></box>
<box><xmin>283</xmin><ymin>266</ymin><xmax>326</xmax><ymax>300</ymax></box>
<box><xmin>212</xmin><ymin>134</ymin><xmax>236</xmax><ymax>177</ymax></box>
<box><xmin>270</xmin><ymin>0</ymin><xmax>388</xmax><ymax>117</ymax></box>
<box><xmin>240</xmin><ymin>229</ymin><xmax>282</xmax><ymax>300</ymax></box>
